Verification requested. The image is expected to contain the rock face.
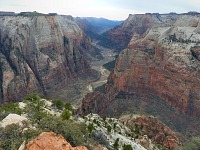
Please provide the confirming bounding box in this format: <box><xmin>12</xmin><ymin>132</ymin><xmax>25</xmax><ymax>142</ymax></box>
<box><xmin>120</xmin><ymin>115</ymin><xmax>181</xmax><ymax>149</ymax></box>
<box><xmin>108</xmin><ymin>14</ymin><xmax>200</xmax><ymax>116</ymax></box>
<box><xmin>0</xmin><ymin>113</ymin><xmax>27</xmax><ymax>127</ymax></box>
<box><xmin>0</xmin><ymin>15</ymin><xmax>93</xmax><ymax>103</ymax></box>
<box><xmin>27</xmin><ymin>132</ymin><xmax>88</xmax><ymax>150</ymax></box>
<box><xmin>100</xmin><ymin>13</ymin><xmax>179</xmax><ymax>51</ymax></box>
<box><xmin>80</xmin><ymin>14</ymin><xmax>200</xmax><ymax>133</ymax></box>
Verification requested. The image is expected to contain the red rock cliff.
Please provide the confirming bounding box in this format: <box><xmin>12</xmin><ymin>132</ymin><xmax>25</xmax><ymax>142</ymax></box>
<box><xmin>100</xmin><ymin>13</ymin><xmax>179</xmax><ymax>51</ymax></box>
<box><xmin>81</xmin><ymin>14</ymin><xmax>200</xmax><ymax>117</ymax></box>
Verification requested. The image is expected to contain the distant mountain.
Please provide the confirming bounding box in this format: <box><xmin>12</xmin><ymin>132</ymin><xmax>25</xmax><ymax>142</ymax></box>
<box><xmin>82</xmin><ymin>17</ymin><xmax>123</xmax><ymax>34</ymax></box>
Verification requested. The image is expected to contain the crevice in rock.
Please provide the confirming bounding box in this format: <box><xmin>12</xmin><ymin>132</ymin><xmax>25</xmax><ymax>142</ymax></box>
<box><xmin>23</xmin><ymin>54</ymin><xmax>47</xmax><ymax>95</ymax></box>
<box><xmin>191</xmin><ymin>48</ymin><xmax>200</xmax><ymax>61</ymax></box>
<box><xmin>0</xmin><ymin>61</ymin><xmax>4</xmax><ymax>102</ymax></box>
<box><xmin>0</xmin><ymin>37</ymin><xmax>19</xmax><ymax>76</ymax></box>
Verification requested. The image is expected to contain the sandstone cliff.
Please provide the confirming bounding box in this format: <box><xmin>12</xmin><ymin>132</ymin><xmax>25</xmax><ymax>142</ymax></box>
<box><xmin>27</xmin><ymin>132</ymin><xmax>88</xmax><ymax>150</ymax></box>
<box><xmin>100</xmin><ymin>13</ymin><xmax>179</xmax><ymax>51</ymax></box>
<box><xmin>80</xmin><ymin>14</ymin><xmax>200</xmax><ymax>138</ymax></box>
<box><xmin>0</xmin><ymin>15</ymin><xmax>93</xmax><ymax>103</ymax></box>
<box><xmin>109</xmin><ymin>14</ymin><xmax>200</xmax><ymax>116</ymax></box>
<box><xmin>81</xmin><ymin>13</ymin><xmax>200</xmax><ymax>116</ymax></box>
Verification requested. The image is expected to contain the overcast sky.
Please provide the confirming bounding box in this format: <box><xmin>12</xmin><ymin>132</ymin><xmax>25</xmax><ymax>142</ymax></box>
<box><xmin>0</xmin><ymin>0</ymin><xmax>199</xmax><ymax>20</ymax></box>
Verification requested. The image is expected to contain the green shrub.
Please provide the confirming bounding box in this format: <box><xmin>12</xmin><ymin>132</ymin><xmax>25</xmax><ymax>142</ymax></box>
<box><xmin>93</xmin><ymin>119</ymin><xmax>97</xmax><ymax>123</ymax></box>
<box><xmin>87</xmin><ymin>123</ymin><xmax>95</xmax><ymax>133</ymax></box>
<box><xmin>183</xmin><ymin>137</ymin><xmax>200</xmax><ymax>150</ymax></box>
<box><xmin>107</xmin><ymin>125</ymin><xmax>112</xmax><ymax>133</ymax></box>
<box><xmin>23</xmin><ymin>93</ymin><xmax>40</xmax><ymax>102</ymax></box>
<box><xmin>23</xmin><ymin>94</ymin><xmax>47</xmax><ymax>123</ymax></box>
<box><xmin>64</xmin><ymin>102</ymin><xmax>75</xmax><ymax>115</ymax></box>
<box><xmin>123</xmin><ymin>144</ymin><xmax>133</xmax><ymax>150</ymax></box>
<box><xmin>0</xmin><ymin>120</ymin><xmax>42</xmax><ymax>150</ymax></box>
<box><xmin>113</xmin><ymin>138</ymin><xmax>119</xmax><ymax>149</ymax></box>
<box><xmin>0</xmin><ymin>102</ymin><xmax>23</xmax><ymax>115</ymax></box>
<box><xmin>61</xmin><ymin>109</ymin><xmax>71</xmax><ymax>120</ymax></box>
<box><xmin>0</xmin><ymin>124</ymin><xmax>23</xmax><ymax>150</ymax></box>
<box><xmin>37</xmin><ymin>116</ymin><xmax>91</xmax><ymax>146</ymax></box>
<box><xmin>52</xmin><ymin>99</ymin><xmax>63</xmax><ymax>110</ymax></box>
<box><xmin>0</xmin><ymin>102</ymin><xmax>23</xmax><ymax>121</ymax></box>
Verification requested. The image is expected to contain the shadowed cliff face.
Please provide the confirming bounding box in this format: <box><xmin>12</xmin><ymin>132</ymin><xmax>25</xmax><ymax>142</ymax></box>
<box><xmin>99</xmin><ymin>13</ymin><xmax>179</xmax><ymax>52</ymax></box>
<box><xmin>0</xmin><ymin>15</ymin><xmax>92</xmax><ymax>103</ymax></box>
<box><xmin>80</xmin><ymin>14</ymin><xmax>200</xmax><ymax>121</ymax></box>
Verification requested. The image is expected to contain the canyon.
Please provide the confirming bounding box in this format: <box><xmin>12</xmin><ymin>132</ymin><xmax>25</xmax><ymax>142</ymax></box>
<box><xmin>80</xmin><ymin>13</ymin><xmax>200</xmax><ymax>138</ymax></box>
<box><xmin>0</xmin><ymin>13</ymin><xmax>96</xmax><ymax>104</ymax></box>
<box><xmin>1</xmin><ymin>11</ymin><xmax>200</xmax><ymax>149</ymax></box>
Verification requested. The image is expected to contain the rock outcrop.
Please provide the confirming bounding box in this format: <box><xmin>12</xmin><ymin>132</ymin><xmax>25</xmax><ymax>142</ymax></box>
<box><xmin>120</xmin><ymin>115</ymin><xmax>181</xmax><ymax>149</ymax></box>
<box><xmin>27</xmin><ymin>132</ymin><xmax>88</xmax><ymax>150</ymax></box>
<box><xmin>80</xmin><ymin>14</ymin><xmax>200</xmax><ymax>138</ymax></box>
<box><xmin>0</xmin><ymin>113</ymin><xmax>27</xmax><ymax>127</ymax></box>
<box><xmin>0</xmin><ymin>15</ymin><xmax>93</xmax><ymax>103</ymax></box>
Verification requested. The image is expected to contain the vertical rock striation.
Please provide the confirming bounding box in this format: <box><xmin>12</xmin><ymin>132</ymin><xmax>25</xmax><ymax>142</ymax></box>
<box><xmin>0</xmin><ymin>15</ymin><xmax>92</xmax><ymax>103</ymax></box>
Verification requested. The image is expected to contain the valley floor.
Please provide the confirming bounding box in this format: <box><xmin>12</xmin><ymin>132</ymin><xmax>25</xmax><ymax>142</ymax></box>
<box><xmin>49</xmin><ymin>41</ymin><xmax>117</xmax><ymax>108</ymax></box>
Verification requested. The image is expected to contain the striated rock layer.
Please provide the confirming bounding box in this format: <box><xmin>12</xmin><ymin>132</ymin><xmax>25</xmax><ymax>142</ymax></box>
<box><xmin>27</xmin><ymin>132</ymin><xmax>88</xmax><ymax>150</ymax></box>
<box><xmin>0</xmin><ymin>15</ymin><xmax>93</xmax><ymax>103</ymax></box>
<box><xmin>100</xmin><ymin>13</ymin><xmax>179</xmax><ymax>51</ymax></box>
<box><xmin>80</xmin><ymin>14</ymin><xmax>200</xmax><ymax>136</ymax></box>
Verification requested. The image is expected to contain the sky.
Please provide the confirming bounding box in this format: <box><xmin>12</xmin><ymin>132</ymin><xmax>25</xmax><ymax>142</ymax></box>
<box><xmin>0</xmin><ymin>0</ymin><xmax>199</xmax><ymax>20</ymax></box>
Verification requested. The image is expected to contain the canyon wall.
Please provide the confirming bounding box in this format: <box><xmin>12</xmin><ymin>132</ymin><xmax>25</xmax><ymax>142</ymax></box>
<box><xmin>81</xmin><ymin>14</ymin><xmax>200</xmax><ymax>118</ymax></box>
<box><xmin>0</xmin><ymin>15</ymin><xmax>93</xmax><ymax>103</ymax></box>
<box><xmin>100</xmin><ymin>13</ymin><xmax>179</xmax><ymax>51</ymax></box>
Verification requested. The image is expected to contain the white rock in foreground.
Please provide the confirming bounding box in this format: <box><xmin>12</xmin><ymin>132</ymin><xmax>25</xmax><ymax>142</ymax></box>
<box><xmin>0</xmin><ymin>114</ymin><xmax>27</xmax><ymax>128</ymax></box>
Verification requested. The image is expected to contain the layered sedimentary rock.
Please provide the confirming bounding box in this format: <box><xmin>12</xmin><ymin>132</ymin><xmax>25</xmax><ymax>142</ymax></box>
<box><xmin>0</xmin><ymin>15</ymin><xmax>92</xmax><ymax>103</ymax></box>
<box><xmin>27</xmin><ymin>132</ymin><xmax>88</xmax><ymax>150</ymax></box>
<box><xmin>81</xmin><ymin>14</ymin><xmax>200</xmax><ymax>117</ymax></box>
<box><xmin>100</xmin><ymin>13</ymin><xmax>179</xmax><ymax>51</ymax></box>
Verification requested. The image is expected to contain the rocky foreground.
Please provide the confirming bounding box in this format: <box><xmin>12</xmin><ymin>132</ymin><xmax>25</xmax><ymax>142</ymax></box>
<box><xmin>0</xmin><ymin>94</ymin><xmax>181</xmax><ymax>149</ymax></box>
<box><xmin>26</xmin><ymin>132</ymin><xmax>88</xmax><ymax>150</ymax></box>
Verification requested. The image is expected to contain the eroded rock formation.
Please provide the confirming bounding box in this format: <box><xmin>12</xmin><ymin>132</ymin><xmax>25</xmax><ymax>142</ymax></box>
<box><xmin>100</xmin><ymin>13</ymin><xmax>179</xmax><ymax>51</ymax></box>
<box><xmin>120</xmin><ymin>115</ymin><xmax>181</xmax><ymax>149</ymax></box>
<box><xmin>0</xmin><ymin>15</ymin><xmax>93</xmax><ymax>103</ymax></box>
<box><xmin>80</xmin><ymin>14</ymin><xmax>200</xmax><ymax>123</ymax></box>
<box><xmin>27</xmin><ymin>132</ymin><xmax>88</xmax><ymax>150</ymax></box>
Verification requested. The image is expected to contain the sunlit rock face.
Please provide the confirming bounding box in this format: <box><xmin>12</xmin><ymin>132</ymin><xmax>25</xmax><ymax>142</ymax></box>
<box><xmin>81</xmin><ymin>14</ymin><xmax>200</xmax><ymax>117</ymax></box>
<box><xmin>27</xmin><ymin>132</ymin><xmax>88</xmax><ymax>150</ymax></box>
<box><xmin>101</xmin><ymin>13</ymin><xmax>179</xmax><ymax>51</ymax></box>
<box><xmin>0</xmin><ymin>15</ymin><xmax>92</xmax><ymax>103</ymax></box>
